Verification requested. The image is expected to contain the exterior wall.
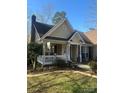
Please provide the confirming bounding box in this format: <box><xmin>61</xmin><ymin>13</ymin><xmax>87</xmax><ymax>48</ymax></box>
<box><xmin>93</xmin><ymin>45</ymin><xmax>97</xmax><ymax>59</ymax></box>
<box><xmin>49</xmin><ymin>22</ymin><xmax>73</xmax><ymax>39</ymax></box>
<box><xmin>71</xmin><ymin>33</ymin><xmax>81</xmax><ymax>43</ymax></box>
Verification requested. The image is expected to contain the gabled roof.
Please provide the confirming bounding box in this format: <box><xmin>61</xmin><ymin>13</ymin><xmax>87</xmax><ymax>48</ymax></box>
<box><xmin>33</xmin><ymin>22</ymin><xmax>53</xmax><ymax>37</ymax></box>
<box><xmin>32</xmin><ymin>16</ymin><xmax>74</xmax><ymax>41</ymax></box>
<box><xmin>68</xmin><ymin>31</ymin><xmax>85</xmax><ymax>43</ymax></box>
<box><xmin>31</xmin><ymin>15</ymin><xmax>96</xmax><ymax>45</ymax></box>
<box><xmin>40</xmin><ymin>18</ymin><xmax>71</xmax><ymax>40</ymax></box>
<box><xmin>84</xmin><ymin>29</ymin><xmax>97</xmax><ymax>45</ymax></box>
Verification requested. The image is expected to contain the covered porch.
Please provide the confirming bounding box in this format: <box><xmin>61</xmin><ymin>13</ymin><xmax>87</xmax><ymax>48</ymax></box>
<box><xmin>37</xmin><ymin>39</ymin><xmax>69</xmax><ymax>65</ymax></box>
<box><xmin>70</xmin><ymin>43</ymin><xmax>92</xmax><ymax>63</ymax></box>
<box><xmin>37</xmin><ymin>40</ymin><xmax>92</xmax><ymax>65</ymax></box>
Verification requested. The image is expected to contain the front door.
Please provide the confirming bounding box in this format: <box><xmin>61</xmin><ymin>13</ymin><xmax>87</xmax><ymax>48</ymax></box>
<box><xmin>70</xmin><ymin>45</ymin><xmax>78</xmax><ymax>62</ymax></box>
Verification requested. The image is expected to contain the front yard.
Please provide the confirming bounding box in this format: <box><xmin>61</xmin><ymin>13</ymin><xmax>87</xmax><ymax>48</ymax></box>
<box><xmin>27</xmin><ymin>71</ymin><xmax>97</xmax><ymax>93</ymax></box>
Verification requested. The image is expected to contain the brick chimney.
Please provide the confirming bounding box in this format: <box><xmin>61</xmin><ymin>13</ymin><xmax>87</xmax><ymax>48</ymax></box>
<box><xmin>31</xmin><ymin>15</ymin><xmax>36</xmax><ymax>42</ymax></box>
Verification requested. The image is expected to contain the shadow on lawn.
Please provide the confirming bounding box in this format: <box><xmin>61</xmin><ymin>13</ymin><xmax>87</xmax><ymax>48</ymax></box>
<box><xmin>28</xmin><ymin>72</ymin><xmax>96</xmax><ymax>93</ymax></box>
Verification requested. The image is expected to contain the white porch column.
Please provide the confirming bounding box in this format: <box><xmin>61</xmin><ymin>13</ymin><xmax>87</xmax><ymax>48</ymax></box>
<box><xmin>43</xmin><ymin>42</ymin><xmax>46</xmax><ymax>65</ymax></box>
<box><xmin>85</xmin><ymin>46</ymin><xmax>87</xmax><ymax>61</ymax></box>
<box><xmin>66</xmin><ymin>43</ymin><xmax>70</xmax><ymax>61</ymax></box>
<box><xmin>80</xmin><ymin>45</ymin><xmax>82</xmax><ymax>63</ymax></box>
<box><xmin>77</xmin><ymin>44</ymin><xmax>78</xmax><ymax>61</ymax></box>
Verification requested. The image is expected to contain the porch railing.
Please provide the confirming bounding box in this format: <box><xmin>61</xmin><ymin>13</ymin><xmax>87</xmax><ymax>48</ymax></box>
<box><xmin>37</xmin><ymin>55</ymin><xmax>66</xmax><ymax>65</ymax></box>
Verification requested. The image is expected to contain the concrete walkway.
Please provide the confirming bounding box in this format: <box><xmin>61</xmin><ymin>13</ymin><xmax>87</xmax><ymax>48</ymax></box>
<box><xmin>27</xmin><ymin>70</ymin><xmax>97</xmax><ymax>78</ymax></box>
<box><xmin>76</xmin><ymin>64</ymin><xmax>91</xmax><ymax>70</ymax></box>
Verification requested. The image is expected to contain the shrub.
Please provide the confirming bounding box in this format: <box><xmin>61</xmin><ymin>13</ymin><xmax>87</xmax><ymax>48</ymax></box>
<box><xmin>53</xmin><ymin>58</ymin><xmax>67</xmax><ymax>68</ymax></box>
<box><xmin>27</xmin><ymin>43</ymin><xmax>42</xmax><ymax>70</ymax></box>
<box><xmin>88</xmin><ymin>60</ymin><xmax>97</xmax><ymax>73</ymax></box>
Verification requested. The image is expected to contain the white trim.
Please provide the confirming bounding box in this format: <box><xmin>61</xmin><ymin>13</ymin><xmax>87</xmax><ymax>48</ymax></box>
<box><xmin>40</xmin><ymin>18</ymin><xmax>74</xmax><ymax>40</ymax></box>
<box><xmin>80</xmin><ymin>45</ymin><xmax>82</xmax><ymax>62</ymax></box>
<box><xmin>43</xmin><ymin>42</ymin><xmax>46</xmax><ymax>65</ymax></box>
<box><xmin>44</xmin><ymin>39</ymin><xmax>67</xmax><ymax>44</ymax></box>
<box><xmin>68</xmin><ymin>32</ymin><xmax>85</xmax><ymax>43</ymax></box>
<box><xmin>40</xmin><ymin>19</ymin><xmax>66</xmax><ymax>40</ymax></box>
<box><xmin>70</xmin><ymin>42</ymin><xmax>82</xmax><ymax>45</ymax></box>
<box><xmin>33</xmin><ymin>24</ymin><xmax>41</xmax><ymax>42</ymax></box>
<box><xmin>82</xmin><ymin>44</ymin><xmax>92</xmax><ymax>46</ymax></box>
<box><xmin>77</xmin><ymin>45</ymin><xmax>78</xmax><ymax>59</ymax></box>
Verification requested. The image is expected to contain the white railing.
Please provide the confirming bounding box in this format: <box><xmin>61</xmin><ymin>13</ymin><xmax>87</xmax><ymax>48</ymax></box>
<box><xmin>37</xmin><ymin>55</ymin><xmax>66</xmax><ymax>65</ymax></box>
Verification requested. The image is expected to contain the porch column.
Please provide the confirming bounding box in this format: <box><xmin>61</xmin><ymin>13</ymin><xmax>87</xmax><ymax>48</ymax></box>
<box><xmin>85</xmin><ymin>46</ymin><xmax>89</xmax><ymax>61</ymax></box>
<box><xmin>80</xmin><ymin>45</ymin><xmax>82</xmax><ymax>63</ymax></box>
<box><xmin>43</xmin><ymin>42</ymin><xmax>46</xmax><ymax>65</ymax></box>
<box><xmin>85</xmin><ymin>46</ymin><xmax>87</xmax><ymax>61</ymax></box>
<box><xmin>77</xmin><ymin>44</ymin><xmax>79</xmax><ymax>58</ymax></box>
<box><xmin>66</xmin><ymin>43</ymin><xmax>70</xmax><ymax>61</ymax></box>
<box><xmin>87</xmin><ymin>46</ymin><xmax>89</xmax><ymax>60</ymax></box>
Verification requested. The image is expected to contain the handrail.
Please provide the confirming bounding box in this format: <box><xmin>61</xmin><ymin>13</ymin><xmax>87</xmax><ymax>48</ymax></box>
<box><xmin>37</xmin><ymin>55</ymin><xmax>66</xmax><ymax>65</ymax></box>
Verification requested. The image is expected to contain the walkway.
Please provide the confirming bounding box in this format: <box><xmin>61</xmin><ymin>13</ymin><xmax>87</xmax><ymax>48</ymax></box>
<box><xmin>76</xmin><ymin>64</ymin><xmax>91</xmax><ymax>70</ymax></box>
<box><xmin>27</xmin><ymin>70</ymin><xmax>97</xmax><ymax>78</ymax></box>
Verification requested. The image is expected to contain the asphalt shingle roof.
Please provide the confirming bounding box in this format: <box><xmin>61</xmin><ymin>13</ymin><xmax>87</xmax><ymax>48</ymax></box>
<box><xmin>34</xmin><ymin>22</ymin><xmax>54</xmax><ymax>37</ymax></box>
<box><xmin>84</xmin><ymin>29</ymin><xmax>97</xmax><ymax>45</ymax></box>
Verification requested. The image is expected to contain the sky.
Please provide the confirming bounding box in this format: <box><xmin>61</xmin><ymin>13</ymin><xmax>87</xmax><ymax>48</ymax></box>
<box><xmin>27</xmin><ymin>0</ymin><xmax>97</xmax><ymax>32</ymax></box>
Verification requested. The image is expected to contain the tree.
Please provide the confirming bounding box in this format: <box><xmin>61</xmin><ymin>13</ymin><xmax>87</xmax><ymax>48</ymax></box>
<box><xmin>27</xmin><ymin>3</ymin><xmax>54</xmax><ymax>24</ymax></box>
<box><xmin>52</xmin><ymin>11</ymin><xmax>66</xmax><ymax>24</ymax></box>
<box><xmin>41</xmin><ymin>3</ymin><xmax>54</xmax><ymax>24</ymax></box>
<box><xmin>86</xmin><ymin>0</ymin><xmax>97</xmax><ymax>27</ymax></box>
<box><xmin>27</xmin><ymin>43</ymin><xmax>42</xmax><ymax>70</ymax></box>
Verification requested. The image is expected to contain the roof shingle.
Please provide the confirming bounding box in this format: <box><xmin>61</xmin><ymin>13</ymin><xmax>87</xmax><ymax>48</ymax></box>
<box><xmin>84</xmin><ymin>29</ymin><xmax>97</xmax><ymax>45</ymax></box>
<box><xmin>34</xmin><ymin>22</ymin><xmax>53</xmax><ymax>37</ymax></box>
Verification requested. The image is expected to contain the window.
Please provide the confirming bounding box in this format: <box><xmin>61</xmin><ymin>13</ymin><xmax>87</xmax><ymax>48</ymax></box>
<box><xmin>81</xmin><ymin>46</ymin><xmax>89</xmax><ymax>58</ymax></box>
<box><xmin>54</xmin><ymin>44</ymin><xmax>62</xmax><ymax>55</ymax></box>
<box><xmin>86</xmin><ymin>53</ymin><xmax>88</xmax><ymax>57</ymax></box>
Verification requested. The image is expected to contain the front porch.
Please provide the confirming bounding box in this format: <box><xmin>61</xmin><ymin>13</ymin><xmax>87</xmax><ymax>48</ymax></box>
<box><xmin>37</xmin><ymin>38</ymin><xmax>92</xmax><ymax>65</ymax></box>
<box><xmin>37</xmin><ymin>39</ymin><xmax>68</xmax><ymax>65</ymax></box>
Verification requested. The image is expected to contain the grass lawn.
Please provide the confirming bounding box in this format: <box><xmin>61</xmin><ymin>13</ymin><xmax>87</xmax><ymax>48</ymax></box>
<box><xmin>27</xmin><ymin>71</ymin><xmax>97</xmax><ymax>93</ymax></box>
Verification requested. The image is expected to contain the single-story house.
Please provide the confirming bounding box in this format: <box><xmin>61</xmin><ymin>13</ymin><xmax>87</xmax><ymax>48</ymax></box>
<box><xmin>29</xmin><ymin>15</ymin><xmax>97</xmax><ymax>65</ymax></box>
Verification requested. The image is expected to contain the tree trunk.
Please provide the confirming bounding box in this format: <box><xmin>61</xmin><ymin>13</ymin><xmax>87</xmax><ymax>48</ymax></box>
<box><xmin>31</xmin><ymin>59</ymin><xmax>36</xmax><ymax>70</ymax></box>
<box><xmin>33</xmin><ymin>61</ymin><xmax>36</xmax><ymax>70</ymax></box>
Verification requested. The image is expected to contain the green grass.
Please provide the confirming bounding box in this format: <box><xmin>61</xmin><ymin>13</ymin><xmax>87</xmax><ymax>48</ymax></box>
<box><xmin>27</xmin><ymin>71</ymin><xmax>97</xmax><ymax>93</ymax></box>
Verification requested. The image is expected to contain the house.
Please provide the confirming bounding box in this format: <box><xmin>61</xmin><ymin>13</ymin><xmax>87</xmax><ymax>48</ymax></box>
<box><xmin>83</xmin><ymin>29</ymin><xmax>97</xmax><ymax>59</ymax></box>
<box><xmin>30</xmin><ymin>15</ymin><xmax>97</xmax><ymax>65</ymax></box>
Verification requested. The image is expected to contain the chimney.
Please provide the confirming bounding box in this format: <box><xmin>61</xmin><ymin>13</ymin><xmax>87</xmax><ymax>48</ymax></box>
<box><xmin>31</xmin><ymin>15</ymin><xmax>36</xmax><ymax>42</ymax></box>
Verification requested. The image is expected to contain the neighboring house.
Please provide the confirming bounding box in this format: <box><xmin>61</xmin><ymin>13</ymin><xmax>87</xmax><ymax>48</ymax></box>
<box><xmin>84</xmin><ymin>29</ymin><xmax>97</xmax><ymax>59</ymax></box>
<box><xmin>29</xmin><ymin>15</ymin><xmax>97</xmax><ymax>65</ymax></box>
